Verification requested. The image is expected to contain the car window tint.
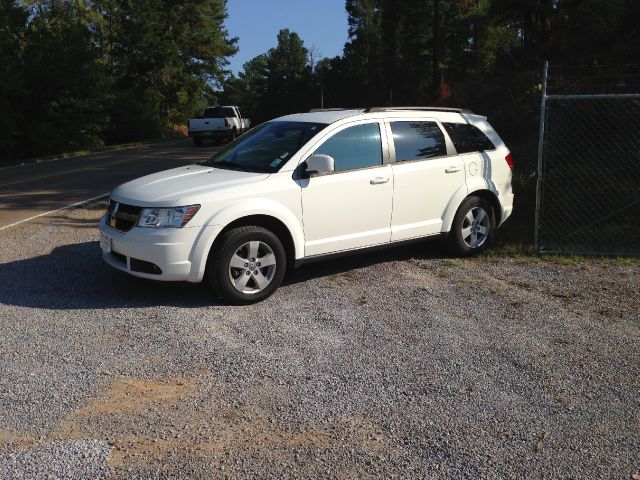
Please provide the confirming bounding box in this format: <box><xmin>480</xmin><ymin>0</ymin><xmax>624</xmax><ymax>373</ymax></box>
<box><xmin>314</xmin><ymin>123</ymin><xmax>382</xmax><ymax>171</ymax></box>
<box><xmin>390</xmin><ymin>121</ymin><xmax>447</xmax><ymax>161</ymax></box>
<box><xmin>442</xmin><ymin>122</ymin><xmax>495</xmax><ymax>154</ymax></box>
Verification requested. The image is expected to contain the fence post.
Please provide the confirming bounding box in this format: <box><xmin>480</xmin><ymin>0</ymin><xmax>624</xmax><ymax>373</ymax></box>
<box><xmin>534</xmin><ymin>60</ymin><xmax>549</xmax><ymax>252</ymax></box>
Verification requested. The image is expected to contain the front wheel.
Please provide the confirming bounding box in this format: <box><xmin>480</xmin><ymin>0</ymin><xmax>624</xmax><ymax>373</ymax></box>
<box><xmin>207</xmin><ymin>226</ymin><xmax>287</xmax><ymax>305</ymax></box>
<box><xmin>446</xmin><ymin>196</ymin><xmax>496</xmax><ymax>256</ymax></box>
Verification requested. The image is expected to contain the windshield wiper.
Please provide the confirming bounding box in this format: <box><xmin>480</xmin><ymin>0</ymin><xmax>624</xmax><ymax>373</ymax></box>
<box><xmin>209</xmin><ymin>160</ymin><xmax>269</xmax><ymax>173</ymax></box>
<box><xmin>209</xmin><ymin>160</ymin><xmax>248</xmax><ymax>171</ymax></box>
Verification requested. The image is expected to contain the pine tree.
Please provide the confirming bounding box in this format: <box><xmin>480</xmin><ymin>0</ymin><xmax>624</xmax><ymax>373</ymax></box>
<box><xmin>0</xmin><ymin>0</ymin><xmax>28</xmax><ymax>159</ymax></box>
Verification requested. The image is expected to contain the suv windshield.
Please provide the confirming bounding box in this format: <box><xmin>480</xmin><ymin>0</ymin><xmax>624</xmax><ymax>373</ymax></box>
<box><xmin>208</xmin><ymin>121</ymin><xmax>327</xmax><ymax>173</ymax></box>
<box><xmin>203</xmin><ymin>107</ymin><xmax>236</xmax><ymax>118</ymax></box>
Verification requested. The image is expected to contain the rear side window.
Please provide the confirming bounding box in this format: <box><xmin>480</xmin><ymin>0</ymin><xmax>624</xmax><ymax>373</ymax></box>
<box><xmin>314</xmin><ymin>123</ymin><xmax>382</xmax><ymax>172</ymax></box>
<box><xmin>390</xmin><ymin>121</ymin><xmax>447</xmax><ymax>161</ymax></box>
<box><xmin>443</xmin><ymin>122</ymin><xmax>495</xmax><ymax>154</ymax></box>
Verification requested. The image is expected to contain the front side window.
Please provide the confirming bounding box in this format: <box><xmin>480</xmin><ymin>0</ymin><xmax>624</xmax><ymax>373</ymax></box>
<box><xmin>313</xmin><ymin>123</ymin><xmax>383</xmax><ymax>172</ymax></box>
<box><xmin>209</xmin><ymin>121</ymin><xmax>326</xmax><ymax>173</ymax></box>
<box><xmin>390</xmin><ymin>121</ymin><xmax>447</xmax><ymax>161</ymax></box>
<box><xmin>442</xmin><ymin>122</ymin><xmax>495</xmax><ymax>154</ymax></box>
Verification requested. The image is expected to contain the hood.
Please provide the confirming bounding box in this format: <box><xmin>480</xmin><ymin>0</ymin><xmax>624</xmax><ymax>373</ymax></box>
<box><xmin>110</xmin><ymin>164</ymin><xmax>270</xmax><ymax>206</ymax></box>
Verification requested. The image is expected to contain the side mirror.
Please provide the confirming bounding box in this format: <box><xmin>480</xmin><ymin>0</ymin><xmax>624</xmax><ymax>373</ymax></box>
<box><xmin>304</xmin><ymin>154</ymin><xmax>335</xmax><ymax>176</ymax></box>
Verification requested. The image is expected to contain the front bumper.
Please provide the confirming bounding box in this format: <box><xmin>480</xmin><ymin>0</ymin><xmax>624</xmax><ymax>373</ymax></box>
<box><xmin>98</xmin><ymin>215</ymin><xmax>219</xmax><ymax>283</ymax></box>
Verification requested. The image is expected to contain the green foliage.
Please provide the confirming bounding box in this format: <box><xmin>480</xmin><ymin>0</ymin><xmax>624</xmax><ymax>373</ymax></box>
<box><xmin>92</xmin><ymin>0</ymin><xmax>237</xmax><ymax>139</ymax></box>
<box><xmin>2</xmin><ymin>0</ymin><xmax>639</xmax><ymax>166</ymax></box>
<box><xmin>265</xmin><ymin>29</ymin><xmax>313</xmax><ymax>117</ymax></box>
<box><xmin>220</xmin><ymin>29</ymin><xmax>313</xmax><ymax>124</ymax></box>
<box><xmin>0</xmin><ymin>0</ymin><xmax>28</xmax><ymax>158</ymax></box>
<box><xmin>20</xmin><ymin>0</ymin><xmax>110</xmax><ymax>157</ymax></box>
<box><xmin>1</xmin><ymin>0</ymin><xmax>237</xmax><ymax>161</ymax></box>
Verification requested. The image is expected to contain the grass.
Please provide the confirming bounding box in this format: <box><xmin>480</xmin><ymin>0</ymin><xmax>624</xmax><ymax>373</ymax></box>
<box><xmin>441</xmin><ymin>259</ymin><xmax>460</xmax><ymax>267</ymax></box>
<box><xmin>481</xmin><ymin>244</ymin><xmax>640</xmax><ymax>266</ymax></box>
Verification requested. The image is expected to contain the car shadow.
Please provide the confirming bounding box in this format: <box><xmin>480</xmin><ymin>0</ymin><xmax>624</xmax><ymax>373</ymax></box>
<box><xmin>0</xmin><ymin>239</ymin><xmax>449</xmax><ymax>310</ymax></box>
<box><xmin>284</xmin><ymin>239</ymin><xmax>449</xmax><ymax>285</ymax></box>
<box><xmin>0</xmin><ymin>241</ymin><xmax>215</xmax><ymax>310</ymax></box>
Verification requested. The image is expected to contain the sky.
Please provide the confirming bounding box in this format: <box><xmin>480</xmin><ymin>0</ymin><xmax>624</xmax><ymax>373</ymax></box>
<box><xmin>225</xmin><ymin>0</ymin><xmax>349</xmax><ymax>74</ymax></box>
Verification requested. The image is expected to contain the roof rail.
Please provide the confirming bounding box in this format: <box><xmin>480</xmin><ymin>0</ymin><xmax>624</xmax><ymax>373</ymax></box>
<box><xmin>308</xmin><ymin>108</ymin><xmax>363</xmax><ymax>113</ymax></box>
<box><xmin>363</xmin><ymin>106</ymin><xmax>474</xmax><ymax>114</ymax></box>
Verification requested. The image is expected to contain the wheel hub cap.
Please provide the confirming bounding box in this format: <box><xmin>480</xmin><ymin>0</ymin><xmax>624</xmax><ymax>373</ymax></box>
<box><xmin>462</xmin><ymin>207</ymin><xmax>490</xmax><ymax>249</ymax></box>
<box><xmin>228</xmin><ymin>241</ymin><xmax>277</xmax><ymax>295</ymax></box>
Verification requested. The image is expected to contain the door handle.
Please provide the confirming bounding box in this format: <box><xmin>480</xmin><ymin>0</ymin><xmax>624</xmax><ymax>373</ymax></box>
<box><xmin>445</xmin><ymin>166</ymin><xmax>461</xmax><ymax>173</ymax></box>
<box><xmin>370</xmin><ymin>177</ymin><xmax>390</xmax><ymax>185</ymax></box>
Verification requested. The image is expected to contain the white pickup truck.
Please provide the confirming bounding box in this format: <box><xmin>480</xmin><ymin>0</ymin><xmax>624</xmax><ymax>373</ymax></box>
<box><xmin>187</xmin><ymin>106</ymin><xmax>251</xmax><ymax>146</ymax></box>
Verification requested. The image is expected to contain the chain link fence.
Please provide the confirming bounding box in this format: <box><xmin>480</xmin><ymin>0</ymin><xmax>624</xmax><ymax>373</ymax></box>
<box><xmin>535</xmin><ymin>63</ymin><xmax>640</xmax><ymax>256</ymax></box>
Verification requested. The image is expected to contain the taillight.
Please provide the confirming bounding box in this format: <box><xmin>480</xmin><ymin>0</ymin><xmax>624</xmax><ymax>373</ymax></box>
<box><xmin>505</xmin><ymin>152</ymin><xmax>514</xmax><ymax>171</ymax></box>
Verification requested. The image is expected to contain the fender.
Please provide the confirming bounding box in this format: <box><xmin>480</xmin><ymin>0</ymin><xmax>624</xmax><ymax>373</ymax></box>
<box><xmin>441</xmin><ymin>178</ymin><xmax>499</xmax><ymax>233</ymax></box>
<box><xmin>187</xmin><ymin>198</ymin><xmax>305</xmax><ymax>282</ymax></box>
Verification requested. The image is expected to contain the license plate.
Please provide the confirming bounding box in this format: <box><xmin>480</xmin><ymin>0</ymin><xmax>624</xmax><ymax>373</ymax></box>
<box><xmin>100</xmin><ymin>232</ymin><xmax>112</xmax><ymax>253</ymax></box>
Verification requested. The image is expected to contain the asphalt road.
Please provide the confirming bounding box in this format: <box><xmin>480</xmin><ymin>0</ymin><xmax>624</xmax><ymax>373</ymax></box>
<box><xmin>0</xmin><ymin>139</ymin><xmax>220</xmax><ymax>229</ymax></box>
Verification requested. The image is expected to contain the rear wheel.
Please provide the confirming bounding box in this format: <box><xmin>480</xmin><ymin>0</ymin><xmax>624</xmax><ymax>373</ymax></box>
<box><xmin>446</xmin><ymin>196</ymin><xmax>495</xmax><ymax>256</ymax></box>
<box><xmin>193</xmin><ymin>137</ymin><xmax>203</xmax><ymax>147</ymax></box>
<box><xmin>207</xmin><ymin>226</ymin><xmax>286</xmax><ymax>305</ymax></box>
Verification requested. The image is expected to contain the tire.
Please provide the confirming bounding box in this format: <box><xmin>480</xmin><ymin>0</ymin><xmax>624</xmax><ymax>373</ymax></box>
<box><xmin>193</xmin><ymin>137</ymin><xmax>203</xmax><ymax>147</ymax></box>
<box><xmin>207</xmin><ymin>226</ymin><xmax>287</xmax><ymax>305</ymax></box>
<box><xmin>446</xmin><ymin>196</ymin><xmax>496</xmax><ymax>256</ymax></box>
<box><xmin>228</xmin><ymin>128</ymin><xmax>238</xmax><ymax>143</ymax></box>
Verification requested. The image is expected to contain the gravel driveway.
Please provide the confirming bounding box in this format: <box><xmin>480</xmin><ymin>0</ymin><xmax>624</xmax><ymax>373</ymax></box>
<box><xmin>0</xmin><ymin>201</ymin><xmax>638</xmax><ymax>479</ymax></box>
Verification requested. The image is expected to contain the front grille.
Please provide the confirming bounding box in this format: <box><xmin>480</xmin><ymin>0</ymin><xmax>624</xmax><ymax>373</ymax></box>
<box><xmin>107</xmin><ymin>200</ymin><xmax>142</xmax><ymax>232</ymax></box>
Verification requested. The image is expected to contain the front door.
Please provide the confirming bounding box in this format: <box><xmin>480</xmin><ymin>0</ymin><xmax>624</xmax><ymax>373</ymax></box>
<box><xmin>299</xmin><ymin>121</ymin><xmax>393</xmax><ymax>256</ymax></box>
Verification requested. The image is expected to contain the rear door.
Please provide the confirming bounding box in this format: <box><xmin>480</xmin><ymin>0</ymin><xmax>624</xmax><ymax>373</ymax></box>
<box><xmin>388</xmin><ymin>119</ymin><xmax>467</xmax><ymax>241</ymax></box>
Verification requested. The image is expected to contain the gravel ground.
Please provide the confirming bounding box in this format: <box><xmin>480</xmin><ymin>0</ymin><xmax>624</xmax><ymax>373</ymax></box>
<box><xmin>0</xmin><ymin>201</ymin><xmax>638</xmax><ymax>479</ymax></box>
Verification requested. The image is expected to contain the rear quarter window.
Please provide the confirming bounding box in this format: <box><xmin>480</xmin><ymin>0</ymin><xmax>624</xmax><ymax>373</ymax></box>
<box><xmin>443</xmin><ymin>122</ymin><xmax>495</xmax><ymax>154</ymax></box>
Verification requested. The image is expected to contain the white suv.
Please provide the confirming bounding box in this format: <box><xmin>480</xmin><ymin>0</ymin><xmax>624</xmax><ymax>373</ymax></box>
<box><xmin>99</xmin><ymin>107</ymin><xmax>514</xmax><ymax>304</ymax></box>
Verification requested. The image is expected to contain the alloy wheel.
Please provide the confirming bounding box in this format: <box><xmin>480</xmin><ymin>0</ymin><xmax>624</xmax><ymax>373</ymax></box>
<box><xmin>461</xmin><ymin>207</ymin><xmax>490</xmax><ymax>248</ymax></box>
<box><xmin>228</xmin><ymin>241</ymin><xmax>277</xmax><ymax>294</ymax></box>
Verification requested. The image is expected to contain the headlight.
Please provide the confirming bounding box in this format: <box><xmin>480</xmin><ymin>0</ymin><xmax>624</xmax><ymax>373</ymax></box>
<box><xmin>137</xmin><ymin>205</ymin><xmax>200</xmax><ymax>228</ymax></box>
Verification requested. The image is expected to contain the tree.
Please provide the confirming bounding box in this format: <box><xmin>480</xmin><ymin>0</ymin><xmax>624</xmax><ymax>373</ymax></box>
<box><xmin>343</xmin><ymin>0</ymin><xmax>384</xmax><ymax>105</ymax></box>
<box><xmin>20</xmin><ymin>0</ymin><xmax>111</xmax><ymax>157</ymax></box>
<box><xmin>0</xmin><ymin>0</ymin><xmax>28</xmax><ymax>159</ymax></box>
<box><xmin>92</xmin><ymin>0</ymin><xmax>238</xmax><ymax>142</ymax></box>
<box><xmin>222</xmin><ymin>54</ymin><xmax>270</xmax><ymax>121</ymax></box>
<box><xmin>264</xmin><ymin>29</ymin><xmax>313</xmax><ymax>118</ymax></box>
<box><xmin>221</xmin><ymin>29</ymin><xmax>314</xmax><ymax>124</ymax></box>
